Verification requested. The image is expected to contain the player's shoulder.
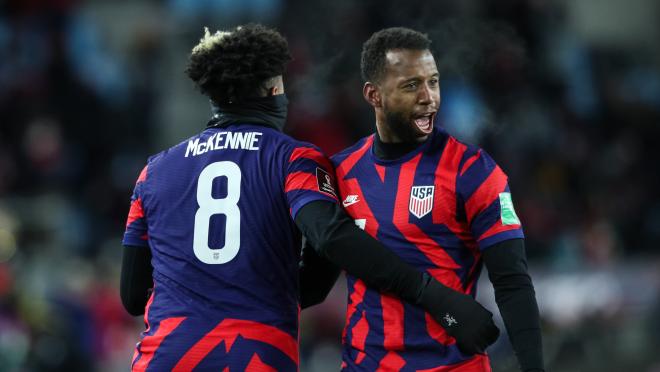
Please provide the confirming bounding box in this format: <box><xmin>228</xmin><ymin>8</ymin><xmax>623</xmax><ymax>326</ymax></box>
<box><xmin>433</xmin><ymin>127</ymin><xmax>476</xmax><ymax>158</ymax></box>
<box><xmin>438</xmin><ymin>128</ymin><xmax>495</xmax><ymax>167</ymax></box>
<box><xmin>440</xmin><ymin>133</ymin><xmax>508</xmax><ymax>196</ymax></box>
<box><xmin>146</xmin><ymin>131</ymin><xmax>201</xmax><ymax>166</ymax></box>
<box><xmin>284</xmin><ymin>137</ymin><xmax>333</xmax><ymax>167</ymax></box>
<box><xmin>330</xmin><ymin>134</ymin><xmax>374</xmax><ymax>167</ymax></box>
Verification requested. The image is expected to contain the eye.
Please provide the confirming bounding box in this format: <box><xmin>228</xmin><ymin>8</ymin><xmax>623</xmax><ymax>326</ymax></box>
<box><xmin>429</xmin><ymin>79</ymin><xmax>439</xmax><ymax>87</ymax></box>
<box><xmin>404</xmin><ymin>82</ymin><xmax>417</xmax><ymax>90</ymax></box>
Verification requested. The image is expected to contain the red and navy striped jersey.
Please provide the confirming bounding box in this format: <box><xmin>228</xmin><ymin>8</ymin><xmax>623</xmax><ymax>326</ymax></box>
<box><xmin>123</xmin><ymin>123</ymin><xmax>337</xmax><ymax>371</ymax></box>
<box><xmin>331</xmin><ymin>127</ymin><xmax>523</xmax><ymax>371</ymax></box>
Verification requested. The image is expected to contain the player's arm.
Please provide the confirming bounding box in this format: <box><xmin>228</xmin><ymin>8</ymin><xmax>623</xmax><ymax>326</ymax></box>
<box><xmin>121</xmin><ymin>164</ymin><xmax>152</xmax><ymax>316</ymax></box>
<box><xmin>295</xmin><ymin>200</ymin><xmax>499</xmax><ymax>354</ymax></box>
<box><xmin>483</xmin><ymin>239</ymin><xmax>544</xmax><ymax>372</ymax></box>
<box><xmin>457</xmin><ymin>148</ymin><xmax>544</xmax><ymax>369</ymax></box>
<box><xmin>299</xmin><ymin>239</ymin><xmax>340</xmax><ymax>309</ymax></box>
<box><xmin>120</xmin><ymin>245</ymin><xmax>153</xmax><ymax>316</ymax></box>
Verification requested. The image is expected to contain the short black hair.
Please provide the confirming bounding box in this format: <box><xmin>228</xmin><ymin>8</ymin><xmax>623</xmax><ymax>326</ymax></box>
<box><xmin>186</xmin><ymin>23</ymin><xmax>292</xmax><ymax>104</ymax></box>
<box><xmin>360</xmin><ymin>27</ymin><xmax>432</xmax><ymax>82</ymax></box>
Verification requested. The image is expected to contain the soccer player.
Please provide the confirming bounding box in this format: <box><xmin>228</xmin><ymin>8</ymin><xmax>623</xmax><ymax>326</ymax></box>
<box><xmin>330</xmin><ymin>28</ymin><xmax>544</xmax><ymax>371</ymax></box>
<box><xmin>120</xmin><ymin>24</ymin><xmax>499</xmax><ymax>371</ymax></box>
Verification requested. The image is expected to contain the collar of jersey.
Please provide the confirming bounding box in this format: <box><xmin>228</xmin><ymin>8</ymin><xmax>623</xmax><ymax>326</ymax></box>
<box><xmin>369</xmin><ymin>127</ymin><xmax>436</xmax><ymax>166</ymax></box>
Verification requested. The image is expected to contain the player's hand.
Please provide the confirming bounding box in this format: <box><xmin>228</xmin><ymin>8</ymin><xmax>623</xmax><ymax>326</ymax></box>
<box><xmin>417</xmin><ymin>274</ymin><xmax>500</xmax><ymax>355</ymax></box>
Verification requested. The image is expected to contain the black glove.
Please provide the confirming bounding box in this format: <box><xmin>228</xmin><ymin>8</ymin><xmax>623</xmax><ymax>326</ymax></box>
<box><xmin>417</xmin><ymin>273</ymin><xmax>500</xmax><ymax>355</ymax></box>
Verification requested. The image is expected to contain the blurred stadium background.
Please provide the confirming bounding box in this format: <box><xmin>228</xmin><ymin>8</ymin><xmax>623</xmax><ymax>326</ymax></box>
<box><xmin>1</xmin><ymin>0</ymin><xmax>660</xmax><ymax>371</ymax></box>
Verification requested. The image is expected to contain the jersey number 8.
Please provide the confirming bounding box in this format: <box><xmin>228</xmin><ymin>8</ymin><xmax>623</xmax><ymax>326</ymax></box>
<box><xmin>193</xmin><ymin>161</ymin><xmax>241</xmax><ymax>264</ymax></box>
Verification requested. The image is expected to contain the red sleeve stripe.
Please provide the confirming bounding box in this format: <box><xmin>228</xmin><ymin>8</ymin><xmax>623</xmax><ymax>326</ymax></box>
<box><xmin>173</xmin><ymin>319</ymin><xmax>299</xmax><ymax>370</ymax></box>
<box><xmin>336</xmin><ymin>136</ymin><xmax>374</xmax><ymax>180</ymax></box>
<box><xmin>459</xmin><ymin>150</ymin><xmax>481</xmax><ymax>177</ymax></box>
<box><xmin>126</xmin><ymin>197</ymin><xmax>145</xmax><ymax>228</ymax></box>
<box><xmin>284</xmin><ymin>172</ymin><xmax>338</xmax><ymax>201</ymax></box>
<box><xmin>464</xmin><ymin>165</ymin><xmax>508</xmax><ymax>223</ymax></box>
<box><xmin>289</xmin><ymin>146</ymin><xmax>333</xmax><ymax>172</ymax></box>
<box><xmin>136</xmin><ymin>165</ymin><xmax>148</xmax><ymax>184</ymax></box>
<box><xmin>133</xmin><ymin>316</ymin><xmax>186</xmax><ymax>372</ymax></box>
<box><xmin>478</xmin><ymin>222</ymin><xmax>522</xmax><ymax>242</ymax></box>
<box><xmin>284</xmin><ymin>171</ymin><xmax>318</xmax><ymax>193</ymax></box>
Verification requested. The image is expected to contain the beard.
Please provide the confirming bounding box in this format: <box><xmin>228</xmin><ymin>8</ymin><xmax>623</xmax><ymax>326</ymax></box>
<box><xmin>383</xmin><ymin>109</ymin><xmax>426</xmax><ymax>143</ymax></box>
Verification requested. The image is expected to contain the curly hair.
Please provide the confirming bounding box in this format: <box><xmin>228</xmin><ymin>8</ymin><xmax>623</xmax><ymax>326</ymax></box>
<box><xmin>361</xmin><ymin>27</ymin><xmax>432</xmax><ymax>83</ymax></box>
<box><xmin>186</xmin><ymin>23</ymin><xmax>292</xmax><ymax>104</ymax></box>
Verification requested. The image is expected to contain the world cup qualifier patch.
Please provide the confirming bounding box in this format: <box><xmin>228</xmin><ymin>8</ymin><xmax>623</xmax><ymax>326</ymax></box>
<box><xmin>316</xmin><ymin>167</ymin><xmax>337</xmax><ymax>198</ymax></box>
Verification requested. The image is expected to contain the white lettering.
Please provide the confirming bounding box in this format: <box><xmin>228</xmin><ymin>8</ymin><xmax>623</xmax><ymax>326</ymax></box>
<box><xmin>185</xmin><ymin>138</ymin><xmax>200</xmax><ymax>157</ymax></box>
<box><xmin>249</xmin><ymin>133</ymin><xmax>261</xmax><ymax>150</ymax></box>
<box><xmin>205</xmin><ymin>133</ymin><xmax>216</xmax><ymax>152</ymax></box>
<box><xmin>215</xmin><ymin>132</ymin><xmax>226</xmax><ymax>149</ymax></box>
<box><xmin>196</xmin><ymin>141</ymin><xmax>207</xmax><ymax>155</ymax></box>
<box><xmin>185</xmin><ymin>131</ymin><xmax>262</xmax><ymax>157</ymax></box>
<box><xmin>236</xmin><ymin>132</ymin><xmax>249</xmax><ymax>149</ymax></box>
<box><xmin>225</xmin><ymin>132</ymin><xmax>236</xmax><ymax>149</ymax></box>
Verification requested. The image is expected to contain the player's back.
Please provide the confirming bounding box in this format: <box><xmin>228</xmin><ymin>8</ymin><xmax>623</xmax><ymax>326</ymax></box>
<box><xmin>124</xmin><ymin>123</ymin><xmax>336</xmax><ymax>371</ymax></box>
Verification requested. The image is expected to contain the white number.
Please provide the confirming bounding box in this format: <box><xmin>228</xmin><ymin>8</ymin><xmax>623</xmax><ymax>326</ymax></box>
<box><xmin>193</xmin><ymin>161</ymin><xmax>241</xmax><ymax>264</ymax></box>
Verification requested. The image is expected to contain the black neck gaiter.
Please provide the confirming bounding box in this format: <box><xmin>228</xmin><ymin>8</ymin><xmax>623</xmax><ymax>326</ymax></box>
<box><xmin>373</xmin><ymin>130</ymin><xmax>425</xmax><ymax>160</ymax></box>
<box><xmin>207</xmin><ymin>94</ymin><xmax>289</xmax><ymax>131</ymax></box>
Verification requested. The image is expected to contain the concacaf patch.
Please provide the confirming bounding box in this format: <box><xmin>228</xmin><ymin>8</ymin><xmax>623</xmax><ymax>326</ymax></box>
<box><xmin>499</xmin><ymin>192</ymin><xmax>520</xmax><ymax>225</ymax></box>
<box><xmin>316</xmin><ymin>167</ymin><xmax>337</xmax><ymax>198</ymax></box>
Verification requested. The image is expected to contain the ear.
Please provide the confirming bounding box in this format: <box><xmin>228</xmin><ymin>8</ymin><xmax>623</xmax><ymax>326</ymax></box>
<box><xmin>267</xmin><ymin>86</ymin><xmax>279</xmax><ymax>96</ymax></box>
<box><xmin>363</xmin><ymin>82</ymin><xmax>382</xmax><ymax>108</ymax></box>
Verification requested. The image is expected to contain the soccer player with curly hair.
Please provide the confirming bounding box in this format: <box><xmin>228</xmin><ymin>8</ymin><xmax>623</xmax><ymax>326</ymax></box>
<box><xmin>120</xmin><ymin>24</ymin><xmax>499</xmax><ymax>371</ymax></box>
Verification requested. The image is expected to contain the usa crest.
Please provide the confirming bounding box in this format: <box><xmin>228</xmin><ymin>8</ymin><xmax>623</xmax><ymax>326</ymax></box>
<box><xmin>409</xmin><ymin>186</ymin><xmax>434</xmax><ymax>218</ymax></box>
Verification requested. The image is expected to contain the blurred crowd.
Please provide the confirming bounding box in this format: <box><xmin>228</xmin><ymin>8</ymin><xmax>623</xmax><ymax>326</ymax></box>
<box><xmin>0</xmin><ymin>0</ymin><xmax>659</xmax><ymax>371</ymax></box>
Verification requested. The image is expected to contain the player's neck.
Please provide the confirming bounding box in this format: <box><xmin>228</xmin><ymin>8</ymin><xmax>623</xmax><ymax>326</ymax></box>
<box><xmin>373</xmin><ymin>130</ymin><xmax>426</xmax><ymax>160</ymax></box>
<box><xmin>208</xmin><ymin>94</ymin><xmax>289</xmax><ymax>131</ymax></box>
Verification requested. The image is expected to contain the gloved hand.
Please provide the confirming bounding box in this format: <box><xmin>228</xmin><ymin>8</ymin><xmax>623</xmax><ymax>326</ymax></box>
<box><xmin>417</xmin><ymin>273</ymin><xmax>500</xmax><ymax>355</ymax></box>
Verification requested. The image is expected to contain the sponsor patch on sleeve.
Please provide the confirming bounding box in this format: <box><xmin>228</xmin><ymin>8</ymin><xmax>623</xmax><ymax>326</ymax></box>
<box><xmin>316</xmin><ymin>167</ymin><xmax>337</xmax><ymax>198</ymax></box>
<box><xmin>499</xmin><ymin>192</ymin><xmax>521</xmax><ymax>225</ymax></box>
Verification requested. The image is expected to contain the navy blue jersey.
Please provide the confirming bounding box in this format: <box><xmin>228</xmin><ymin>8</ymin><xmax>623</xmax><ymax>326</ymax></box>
<box><xmin>123</xmin><ymin>123</ymin><xmax>337</xmax><ymax>371</ymax></box>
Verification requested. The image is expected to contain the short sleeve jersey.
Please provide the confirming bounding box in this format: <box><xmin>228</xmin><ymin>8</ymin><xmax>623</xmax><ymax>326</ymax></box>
<box><xmin>331</xmin><ymin>127</ymin><xmax>523</xmax><ymax>371</ymax></box>
<box><xmin>123</xmin><ymin>123</ymin><xmax>337</xmax><ymax>371</ymax></box>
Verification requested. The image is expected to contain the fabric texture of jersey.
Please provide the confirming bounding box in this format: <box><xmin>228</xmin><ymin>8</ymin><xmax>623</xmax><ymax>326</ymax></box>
<box><xmin>123</xmin><ymin>123</ymin><xmax>337</xmax><ymax>371</ymax></box>
<box><xmin>331</xmin><ymin>126</ymin><xmax>523</xmax><ymax>371</ymax></box>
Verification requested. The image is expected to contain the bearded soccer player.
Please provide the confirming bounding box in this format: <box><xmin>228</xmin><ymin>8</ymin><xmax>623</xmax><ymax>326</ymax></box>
<box><xmin>330</xmin><ymin>28</ymin><xmax>544</xmax><ymax>371</ymax></box>
<box><xmin>120</xmin><ymin>24</ymin><xmax>500</xmax><ymax>371</ymax></box>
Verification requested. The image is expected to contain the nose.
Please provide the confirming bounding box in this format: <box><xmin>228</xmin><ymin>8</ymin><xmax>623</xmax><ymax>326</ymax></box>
<box><xmin>418</xmin><ymin>84</ymin><xmax>433</xmax><ymax>105</ymax></box>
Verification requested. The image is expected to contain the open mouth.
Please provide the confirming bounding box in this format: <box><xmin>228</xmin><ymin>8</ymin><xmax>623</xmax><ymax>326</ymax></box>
<box><xmin>413</xmin><ymin>112</ymin><xmax>435</xmax><ymax>134</ymax></box>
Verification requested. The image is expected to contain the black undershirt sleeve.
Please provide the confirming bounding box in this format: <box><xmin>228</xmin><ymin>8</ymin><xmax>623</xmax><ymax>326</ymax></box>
<box><xmin>483</xmin><ymin>239</ymin><xmax>544</xmax><ymax>372</ymax></box>
<box><xmin>120</xmin><ymin>245</ymin><xmax>154</xmax><ymax>316</ymax></box>
<box><xmin>299</xmin><ymin>239</ymin><xmax>341</xmax><ymax>309</ymax></box>
<box><xmin>295</xmin><ymin>200</ymin><xmax>426</xmax><ymax>306</ymax></box>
